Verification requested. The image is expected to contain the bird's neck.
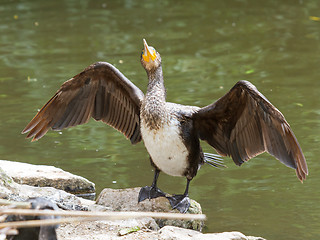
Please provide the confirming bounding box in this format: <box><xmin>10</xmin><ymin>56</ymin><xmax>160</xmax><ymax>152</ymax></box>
<box><xmin>142</xmin><ymin>66</ymin><xmax>168</xmax><ymax>130</ymax></box>
<box><xmin>146</xmin><ymin>67</ymin><xmax>166</xmax><ymax>100</ymax></box>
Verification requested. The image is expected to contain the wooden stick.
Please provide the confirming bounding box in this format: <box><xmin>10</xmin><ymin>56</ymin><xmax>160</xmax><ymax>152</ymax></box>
<box><xmin>0</xmin><ymin>209</ymin><xmax>205</xmax><ymax>221</ymax></box>
<box><xmin>0</xmin><ymin>227</ymin><xmax>18</xmax><ymax>235</ymax></box>
<box><xmin>0</xmin><ymin>199</ymin><xmax>31</xmax><ymax>209</ymax></box>
<box><xmin>0</xmin><ymin>209</ymin><xmax>206</xmax><ymax>229</ymax></box>
<box><xmin>0</xmin><ymin>217</ymin><xmax>99</xmax><ymax>229</ymax></box>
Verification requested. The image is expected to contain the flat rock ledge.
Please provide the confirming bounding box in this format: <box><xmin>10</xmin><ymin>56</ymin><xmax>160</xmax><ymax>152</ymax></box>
<box><xmin>0</xmin><ymin>165</ymin><xmax>93</xmax><ymax>211</ymax></box>
<box><xmin>0</xmin><ymin>160</ymin><xmax>95</xmax><ymax>197</ymax></box>
<box><xmin>0</xmin><ymin>160</ymin><xmax>265</xmax><ymax>240</ymax></box>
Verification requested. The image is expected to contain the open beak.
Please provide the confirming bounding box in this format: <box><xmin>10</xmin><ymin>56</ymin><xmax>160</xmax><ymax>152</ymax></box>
<box><xmin>143</xmin><ymin>39</ymin><xmax>156</xmax><ymax>62</ymax></box>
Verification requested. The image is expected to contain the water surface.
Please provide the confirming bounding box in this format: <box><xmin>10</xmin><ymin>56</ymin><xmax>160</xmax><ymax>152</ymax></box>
<box><xmin>1</xmin><ymin>1</ymin><xmax>319</xmax><ymax>239</ymax></box>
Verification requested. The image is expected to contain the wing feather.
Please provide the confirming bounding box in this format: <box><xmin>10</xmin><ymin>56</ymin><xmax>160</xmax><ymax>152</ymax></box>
<box><xmin>193</xmin><ymin>80</ymin><xmax>308</xmax><ymax>181</ymax></box>
<box><xmin>22</xmin><ymin>62</ymin><xmax>144</xmax><ymax>144</ymax></box>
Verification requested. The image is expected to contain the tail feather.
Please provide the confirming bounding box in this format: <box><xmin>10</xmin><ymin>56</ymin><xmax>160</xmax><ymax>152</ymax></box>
<box><xmin>204</xmin><ymin>152</ymin><xmax>227</xmax><ymax>169</ymax></box>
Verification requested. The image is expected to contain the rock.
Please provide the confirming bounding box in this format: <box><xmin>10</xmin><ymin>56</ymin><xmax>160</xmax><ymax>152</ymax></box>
<box><xmin>57</xmin><ymin>218</ymin><xmax>160</xmax><ymax>240</ymax></box>
<box><xmin>96</xmin><ymin>187</ymin><xmax>204</xmax><ymax>231</ymax></box>
<box><xmin>159</xmin><ymin>226</ymin><xmax>252</xmax><ymax>240</ymax></box>
<box><xmin>0</xmin><ymin>162</ymin><xmax>265</xmax><ymax>240</ymax></box>
<box><xmin>0</xmin><ymin>160</ymin><xmax>95</xmax><ymax>197</ymax></box>
<box><xmin>248</xmin><ymin>237</ymin><xmax>266</xmax><ymax>240</ymax></box>
<box><xmin>57</xmin><ymin>223</ymin><xmax>265</xmax><ymax>240</ymax></box>
<box><xmin>0</xmin><ymin>167</ymin><xmax>16</xmax><ymax>199</ymax></box>
<box><xmin>0</xmin><ymin>166</ymin><xmax>95</xmax><ymax>210</ymax></box>
<box><xmin>247</xmin><ymin>237</ymin><xmax>266</xmax><ymax>240</ymax></box>
<box><xmin>159</xmin><ymin>226</ymin><xmax>200</xmax><ymax>239</ymax></box>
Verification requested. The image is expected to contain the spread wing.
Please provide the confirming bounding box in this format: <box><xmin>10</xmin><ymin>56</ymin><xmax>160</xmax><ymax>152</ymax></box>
<box><xmin>192</xmin><ymin>80</ymin><xmax>308</xmax><ymax>181</ymax></box>
<box><xmin>22</xmin><ymin>62</ymin><xmax>144</xmax><ymax>144</ymax></box>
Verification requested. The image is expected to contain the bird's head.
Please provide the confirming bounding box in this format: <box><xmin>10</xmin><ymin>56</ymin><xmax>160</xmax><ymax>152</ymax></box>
<box><xmin>140</xmin><ymin>39</ymin><xmax>161</xmax><ymax>72</ymax></box>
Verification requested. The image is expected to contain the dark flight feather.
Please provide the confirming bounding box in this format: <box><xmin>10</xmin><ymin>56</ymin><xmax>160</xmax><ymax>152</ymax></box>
<box><xmin>193</xmin><ymin>80</ymin><xmax>308</xmax><ymax>181</ymax></box>
<box><xmin>22</xmin><ymin>62</ymin><xmax>144</xmax><ymax>144</ymax></box>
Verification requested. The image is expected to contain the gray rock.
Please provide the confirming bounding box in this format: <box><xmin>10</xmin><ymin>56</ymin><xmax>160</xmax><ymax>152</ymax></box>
<box><xmin>159</xmin><ymin>226</ymin><xmax>200</xmax><ymax>239</ymax></box>
<box><xmin>0</xmin><ymin>163</ymin><xmax>266</xmax><ymax>240</ymax></box>
<box><xmin>159</xmin><ymin>226</ymin><xmax>251</xmax><ymax>240</ymax></box>
<box><xmin>57</xmin><ymin>218</ymin><xmax>160</xmax><ymax>240</ymax></box>
<box><xmin>96</xmin><ymin>187</ymin><xmax>204</xmax><ymax>231</ymax></box>
<box><xmin>0</xmin><ymin>166</ymin><xmax>95</xmax><ymax>210</ymax></box>
<box><xmin>57</xmin><ymin>223</ymin><xmax>265</xmax><ymax>240</ymax></box>
<box><xmin>0</xmin><ymin>167</ymin><xmax>16</xmax><ymax>199</ymax></box>
<box><xmin>0</xmin><ymin>160</ymin><xmax>95</xmax><ymax>197</ymax></box>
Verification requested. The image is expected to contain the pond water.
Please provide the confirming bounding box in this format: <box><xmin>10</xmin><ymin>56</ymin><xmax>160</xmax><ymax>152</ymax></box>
<box><xmin>1</xmin><ymin>0</ymin><xmax>320</xmax><ymax>239</ymax></box>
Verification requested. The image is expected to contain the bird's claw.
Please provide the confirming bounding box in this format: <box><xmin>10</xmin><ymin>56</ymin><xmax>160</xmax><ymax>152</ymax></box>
<box><xmin>138</xmin><ymin>186</ymin><xmax>166</xmax><ymax>203</ymax></box>
<box><xmin>167</xmin><ymin>194</ymin><xmax>190</xmax><ymax>213</ymax></box>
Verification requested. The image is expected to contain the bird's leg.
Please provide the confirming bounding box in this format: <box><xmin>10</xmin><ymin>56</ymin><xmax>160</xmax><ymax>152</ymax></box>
<box><xmin>167</xmin><ymin>178</ymin><xmax>191</xmax><ymax>213</ymax></box>
<box><xmin>138</xmin><ymin>168</ymin><xmax>166</xmax><ymax>203</ymax></box>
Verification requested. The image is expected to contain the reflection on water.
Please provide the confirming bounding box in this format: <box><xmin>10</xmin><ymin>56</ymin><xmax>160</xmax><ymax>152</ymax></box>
<box><xmin>1</xmin><ymin>0</ymin><xmax>320</xmax><ymax>239</ymax></box>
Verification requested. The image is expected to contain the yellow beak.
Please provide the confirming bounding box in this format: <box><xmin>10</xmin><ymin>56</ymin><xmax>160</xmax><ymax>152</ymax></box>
<box><xmin>143</xmin><ymin>39</ymin><xmax>156</xmax><ymax>62</ymax></box>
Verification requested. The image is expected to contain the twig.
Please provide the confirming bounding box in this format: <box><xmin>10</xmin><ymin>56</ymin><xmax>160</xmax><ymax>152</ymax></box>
<box><xmin>0</xmin><ymin>227</ymin><xmax>18</xmax><ymax>235</ymax></box>
<box><xmin>0</xmin><ymin>208</ymin><xmax>205</xmax><ymax>220</ymax></box>
<box><xmin>0</xmin><ymin>209</ymin><xmax>206</xmax><ymax>229</ymax></box>
<box><xmin>0</xmin><ymin>200</ymin><xmax>31</xmax><ymax>209</ymax></box>
<box><xmin>0</xmin><ymin>217</ymin><xmax>97</xmax><ymax>229</ymax></box>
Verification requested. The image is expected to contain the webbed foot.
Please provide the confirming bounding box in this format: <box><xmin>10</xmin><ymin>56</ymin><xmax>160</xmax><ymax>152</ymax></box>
<box><xmin>138</xmin><ymin>186</ymin><xmax>166</xmax><ymax>203</ymax></box>
<box><xmin>167</xmin><ymin>194</ymin><xmax>190</xmax><ymax>213</ymax></box>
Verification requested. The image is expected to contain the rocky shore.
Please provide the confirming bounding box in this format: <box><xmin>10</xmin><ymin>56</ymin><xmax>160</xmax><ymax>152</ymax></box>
<box><xmin>0</xmin><ymin>160</ymin><xmax>265</xmax><ymax>240</ymax></box>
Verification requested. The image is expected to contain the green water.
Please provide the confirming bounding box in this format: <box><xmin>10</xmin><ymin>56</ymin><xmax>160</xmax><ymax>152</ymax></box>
<box><xmin>1</xmin><ymin>0</ymin><xmax>320</xmax><ymax>239</ymax></box>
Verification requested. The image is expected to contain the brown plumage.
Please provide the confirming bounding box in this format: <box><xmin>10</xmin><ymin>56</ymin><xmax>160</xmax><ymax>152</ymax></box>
<box><xmin>192</xmin><ymin>81</ymin><xmax>308</xmax><ymax>181</ymax></box>
<box><xmin>22</xmin><ymin>39</ymin><xmax>308</xmax><ymax>213</ymax></box>
<box><xmin>22</xmin><ymin>62</ymin><xmax>144</xmax><ymax>144</ymax></box>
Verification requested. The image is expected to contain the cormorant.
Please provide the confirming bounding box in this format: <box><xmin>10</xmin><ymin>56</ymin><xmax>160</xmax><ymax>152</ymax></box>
<box><xmin>22</xmin><ymin>39</ymin><xmax>308</xmax><ymax>213</ymax></box>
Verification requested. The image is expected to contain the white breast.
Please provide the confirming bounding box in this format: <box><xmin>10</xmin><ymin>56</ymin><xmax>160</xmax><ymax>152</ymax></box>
<box><xmin>140</xmin><ymin>118</ymin><xmax>189</xmax><ymax>177</ymax></box>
